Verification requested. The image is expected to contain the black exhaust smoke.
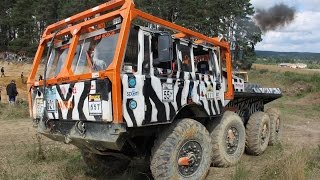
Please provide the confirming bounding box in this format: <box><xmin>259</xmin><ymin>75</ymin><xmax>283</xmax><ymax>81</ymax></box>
<box><xmin>254</xmin><ymin>3</ymin><xmax>296</xmax><ymax>32</ymax></box>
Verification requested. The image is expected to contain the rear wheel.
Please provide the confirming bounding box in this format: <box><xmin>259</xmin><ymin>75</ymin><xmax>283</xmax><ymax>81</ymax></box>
<box><xmin>209</xmin><ymin>111</ymin><xmax>246</xmax><ymax>167</ymax></box>
<box><xmin>150</xmin><ymin>119</ymin><xmax>212</xmax><ymax>180</ymax></box>
<box><xmin>81</xmin><ymin>150</ymin><xmax>129</xmax><ymax>175</ymax></box>
<box><xmin>245</xmin><ymin>111</ymin><xmax>271</xmax><ymax>155</ymax></box>
<box><xmin>266</xmin><ymin>108</ymin><xmax>282</xmax><ymax>145</ymax></box>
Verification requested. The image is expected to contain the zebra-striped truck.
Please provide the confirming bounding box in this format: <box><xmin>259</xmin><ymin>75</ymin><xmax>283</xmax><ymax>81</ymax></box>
<box><xmin>28</xmin><ymin>0</ymin><xmax>282</xmax><ymax>179</ymax></box>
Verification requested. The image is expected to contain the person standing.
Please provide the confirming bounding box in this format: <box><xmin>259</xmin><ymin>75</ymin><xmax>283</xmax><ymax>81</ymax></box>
<box><xmin>6</xmin><ymin>80</ymin><xmax>18</xmax><ymax>104</ymax></box>
<box><xmin>1</xmin><ymin>67</ymin><xmax>5</xmax><ymax>77</ymax></box>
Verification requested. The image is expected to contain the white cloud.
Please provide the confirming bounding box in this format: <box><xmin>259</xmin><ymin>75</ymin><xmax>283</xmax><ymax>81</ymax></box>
<box><xmin>251</xmin><ymin>0</ymin><xmax>320</xmax><ymax>52</ymax></box>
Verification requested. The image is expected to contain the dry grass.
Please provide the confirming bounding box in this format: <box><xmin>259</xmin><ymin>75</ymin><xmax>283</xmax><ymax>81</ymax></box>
<box><xmin>253</xmin><ymin>64</ymin><xmax>320</xmax><ymax>75</ymax></box>
<box><xmin>261</xmin><ymin>147</ymin><xmax>320</xmax><ymax>180</ymax></box>
<box><xmin>0</xmin><ymin>101</ymin><xmax>29</xmax><ymax>120</ymax></box>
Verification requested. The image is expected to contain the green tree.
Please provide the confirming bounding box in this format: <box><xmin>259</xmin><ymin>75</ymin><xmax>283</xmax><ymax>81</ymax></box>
<box><xmin>0</xmin><ymin>0</ymin><xmax>16</xmax><ymax>51</ymax></box>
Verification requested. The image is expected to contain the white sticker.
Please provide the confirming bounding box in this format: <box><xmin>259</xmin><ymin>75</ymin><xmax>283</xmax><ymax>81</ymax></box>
<box><xmin>92</xmin><ymin>72</ymin><xmax>99</xmax><ymax>78</ymax></box>
<box><xmin>126</xmin><ymin>88</ymin><xmax>139</xmax><ymax>98</ymax></box>
<box><xmin>88</xmin><ymin>94</ymin><xmax>102</xmax><ymax>115</ymax></box>
<box><xmin>216</xmin><ymin>91</ymin><xmax>221</xmax><ymax>100</ymax></box>
<box><xmin>206</xmin><ymin>92</ymin><xmax>215</xmax><ymax>99</ymax></box>
<box><xmin>36</xmin><ymin>98</ymin><xmax>44</xmax><ymax>118</ymax></box>
<box><xmin>199</xmin><ymin>83</ymin><xmax>206</xmax><ymax>101</ymax></box>
<box><xmin>162</xmin><ymin>83</ymin><xmax>174</xmax><ymax>102</ymax></box>
<box><xmin>47</xmin><ymin>99</ymin><xmax>57</xmax><ymax>112</ymax></box>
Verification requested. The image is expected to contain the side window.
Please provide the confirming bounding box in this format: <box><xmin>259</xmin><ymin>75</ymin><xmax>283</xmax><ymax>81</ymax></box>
<box><xmin>179</xmin><ymin>44</ymin><xmax>192</xmax><ymax>72</ymax></box>
<box><xmin>123</xmin><ymin>28</ymin><xmax>139</xmax><ymax>73</ymax></box>
<box><xmin>151</xmin><ymin>35</ymin><xmax>175</xmax><ymax>74</ymax></box>
<box><xmin>194</xmin><ymin>47</ymin><xmax>210</xmax><ymax>74</ymax></box>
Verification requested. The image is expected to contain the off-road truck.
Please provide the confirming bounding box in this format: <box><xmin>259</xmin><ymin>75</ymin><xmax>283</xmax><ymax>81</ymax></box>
<box><xmin>27</xmin><ymin>0</ymin><xmax>282</xmax><ymax>179</ymax></box>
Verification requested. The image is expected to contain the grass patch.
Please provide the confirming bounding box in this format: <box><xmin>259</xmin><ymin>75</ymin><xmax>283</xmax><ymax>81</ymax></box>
<box><xmin>259</xmin><ymin>69</ymin><xmax>269</xmax><ymax>74</ymax></box>
<box><xmin>231</xmin><ymin>162</ymin><xmax>250</xmax><ymax>180</ymax></box>
<box><xmin>57</xmin><ymin>151</ymin><xmax>87</xmax><ymax>180</ymax></box>
<box><xmin>305</xmin><ymin>146</ymin><xmax>320</xmax><ymax>178</ymax></box>
<box><xmin>0</xmin><ymin>100</ymin><xmax>29</xmax><ymax>120</ymax></box>
<box><xmin>261</xmin><ymin>147</ymin><xmax>320</xmax><ymax>180</ymax></box>
<box><xmin>25</xmin><ymin>134</ymin><xmax>71</xmax><ymax>163</ymax></box>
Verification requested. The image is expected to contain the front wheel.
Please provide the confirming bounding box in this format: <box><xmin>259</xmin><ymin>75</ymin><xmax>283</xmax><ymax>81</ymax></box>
<box><xmin>150</xmin><ymin>119</ymin><xmax>212</xmax><ymax>180</ymax></box>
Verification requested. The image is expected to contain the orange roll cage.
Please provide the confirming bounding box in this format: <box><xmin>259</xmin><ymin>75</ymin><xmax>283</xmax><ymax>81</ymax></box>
<box><xmin>27</xmin><ymin>0</ymin><xmax>234</xmax><ymax>124</ymax></box>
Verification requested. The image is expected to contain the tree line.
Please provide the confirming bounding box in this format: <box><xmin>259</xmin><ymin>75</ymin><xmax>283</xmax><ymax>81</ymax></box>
<box><xmin>0</xmin><ymin>0</ymin><xmax>262</xmax><ymax>68</ymax></box>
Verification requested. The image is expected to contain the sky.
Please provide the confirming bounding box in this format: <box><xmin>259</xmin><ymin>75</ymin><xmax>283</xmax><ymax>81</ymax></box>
<box><xmin>251</xmin><ymin>0</ymin><xmax>320</xmax><ymax>53</ymax></box>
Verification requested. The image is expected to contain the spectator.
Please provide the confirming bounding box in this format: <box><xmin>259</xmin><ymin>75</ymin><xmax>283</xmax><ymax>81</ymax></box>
<box><xmin>1</xmin><ymin>67</ymin><xmax>5</xmax><ymax>77</ymax></box>
<box><xmin>6</xmin><ymin>80</ymin><xmax>18</xmax><ymax>104</ymax></box>
<box><xmin>181</xmin><ymin>55</ymin><xmax>192</xmax><ymax>72</ymax></box>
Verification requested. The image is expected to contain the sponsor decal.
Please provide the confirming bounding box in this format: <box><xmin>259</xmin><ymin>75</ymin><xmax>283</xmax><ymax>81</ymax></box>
<box><xmin>88</xmin><ymin>94</ymin><xmax>102</xmax><ymax>115</ymax></box>
<box><xmin>58</xmin><ymin>100</ymin><xmax>73</xmax><ymax>110</ymax></box>
<box><xmin>162</xmin><ymin>83</ymin><xmax>174</xmax><ymax>102</ymax></box>
<box><xmin>126</xmin><ymin>88</ymin><xmax>139</xmax><ymax>98</ymax></box>
<box><xmin>128</xmin><ymin>77</ymin><xmax>136</xmax><ymax>88</ymax></box>
<box><xmin>129</xmin><ymin>100</ymin><xmax>137</xmax><ymax>110</ymax></box>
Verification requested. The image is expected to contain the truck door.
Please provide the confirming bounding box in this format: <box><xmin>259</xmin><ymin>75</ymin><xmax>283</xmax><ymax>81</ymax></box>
<box><xmin>121</xmin><ymin>27</ymin><xmax>145</xmax><ymax>127</ymax></box>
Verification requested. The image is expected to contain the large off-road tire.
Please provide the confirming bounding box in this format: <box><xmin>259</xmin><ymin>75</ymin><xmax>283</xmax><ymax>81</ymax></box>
<box><xmin>150</xmin><ymin>119</ymin><xmax>212</xmax><ymax>180</ymax></box>
<box><xmin>245</xmin><ymin>111</ymin><xmax>271</xmax><ymax>155</ymax></box>
<box><xmin>81</xmin><ymin>150</ymin><xmax>129</xmax><ymax>175</ymax></box>
<box><xmin>209</xmin><ymin>111</ymin><xmax>246</xmax><ymax>167</ymax></box>
<box><xmin>266</xmin><ymin>108</ymin><xmax>282</xmax><ymax>146</ymax></box>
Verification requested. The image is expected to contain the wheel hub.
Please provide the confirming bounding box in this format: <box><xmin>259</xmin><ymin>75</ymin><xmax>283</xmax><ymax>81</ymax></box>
<box><xmin>177</xmin><ymin>141</ymin><xmax>202</xmax><ymax>177</ymax></box>
<box><xmin>226</xmin><ymin>127</ymin><xmax>239</xmax><ymax>154</ymax></box>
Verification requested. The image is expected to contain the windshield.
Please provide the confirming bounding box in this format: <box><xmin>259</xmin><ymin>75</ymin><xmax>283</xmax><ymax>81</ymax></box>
<box><xmin>72</xmin><ymin>29</ymin><xmax>120</xmax><ymax>75</ymax></box>
<box><xmin>46</xmin><ymin>43</ymin><xmax>70</xmax><ymax>78</ymax></box>
<box><xmin>46</xmin><ymin>29</ymin><xmax>120</xmax><ymax>78</ymax></box>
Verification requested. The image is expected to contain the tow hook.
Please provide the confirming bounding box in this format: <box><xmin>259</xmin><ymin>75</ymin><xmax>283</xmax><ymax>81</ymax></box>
<box><xmin>76</xmin><ymin>121</ymin><xmax>86</xmax><ymax>135</ymax></box>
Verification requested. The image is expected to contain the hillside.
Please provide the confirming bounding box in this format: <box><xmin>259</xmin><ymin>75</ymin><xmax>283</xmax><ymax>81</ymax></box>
<box><xmin>256</xmin><ymin>50</ymin><xmax>320</xmax><ymax>61</ymax></box>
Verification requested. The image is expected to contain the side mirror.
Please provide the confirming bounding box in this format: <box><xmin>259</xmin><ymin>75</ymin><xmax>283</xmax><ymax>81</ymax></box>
<box><xmin>157</xmin><ymin>34</ymin><xmax>173</xmax><ymax>62</ymax></box>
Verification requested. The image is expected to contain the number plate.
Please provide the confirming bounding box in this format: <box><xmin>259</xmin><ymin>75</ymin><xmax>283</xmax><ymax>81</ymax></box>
<box><xmin>88</xmin><ymin>94</ymin><xmax>102</xmax><ymax>116</ymax></box>
<box><xmin>47</xmin><ymin>99</ymin><xmax>57</xmax><ymax>112</ymax></box>
<box><xmin>45</xmin><ymin>87</ymin><xmax>57</xmax><ymax>112</ymax></box>
<box><xmin>162</xmin><ymin>83</ymin><xmax>174</xmax><ymax>102</ymax></box>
